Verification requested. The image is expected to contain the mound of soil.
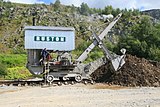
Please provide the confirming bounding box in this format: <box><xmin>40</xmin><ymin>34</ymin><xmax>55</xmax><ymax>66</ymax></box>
<box><xmin>91</xmin><ymin>54</ymin><xmax>160</xmax><ymax>87</ymax></box>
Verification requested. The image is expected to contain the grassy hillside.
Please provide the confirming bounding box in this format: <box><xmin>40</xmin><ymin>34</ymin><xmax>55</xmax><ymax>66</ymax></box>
<box><xmin>0</xmin><ymin>1</ymin><xmax>104</xmax><ymax>54</ymax></box>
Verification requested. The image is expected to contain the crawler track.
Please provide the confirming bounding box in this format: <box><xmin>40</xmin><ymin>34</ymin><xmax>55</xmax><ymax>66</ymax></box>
<box><xmin>0</xmin><ymin>78</ymin><xmax>94</xmax><ymax>87</ymax></box>
<box><xmin>0</xmin><ymin>79</ymin><xmax>44</xmax><ymax>86</ymax></box>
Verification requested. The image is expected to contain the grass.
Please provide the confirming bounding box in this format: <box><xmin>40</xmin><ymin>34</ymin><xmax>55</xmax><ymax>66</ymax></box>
<box><xmin>0</xmin><ymin>54</ymin><xmax>32</xmax><ymax>79</ymax></box>
<box><xmin>0</xmin><ymin>54</ymin><xmax>27</xmax><ymax>68</ymax></box>
<box><xmin>5</xmin><ymin>66</ymin><xmax>32</xmax><ymax>80</ymax></box>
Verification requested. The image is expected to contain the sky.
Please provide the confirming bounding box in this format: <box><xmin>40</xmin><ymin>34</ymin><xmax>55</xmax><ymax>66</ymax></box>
<box><xmin>5</xmin><ymin>0</ymin><xmax>160</xmax><ymax>11</ymax></box>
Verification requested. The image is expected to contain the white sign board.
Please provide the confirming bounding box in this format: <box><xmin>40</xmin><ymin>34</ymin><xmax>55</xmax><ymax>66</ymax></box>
<box><xmin>25</xmin><ymin>26</ymin><xmax>75</xmax><ymax>51</ymax></box>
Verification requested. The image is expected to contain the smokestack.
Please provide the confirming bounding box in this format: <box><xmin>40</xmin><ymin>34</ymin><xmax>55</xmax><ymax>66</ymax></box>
<box><xmin>32</xmin><ymin>17</ymin><xmax>36</xmax><ymax>26</ymax></box>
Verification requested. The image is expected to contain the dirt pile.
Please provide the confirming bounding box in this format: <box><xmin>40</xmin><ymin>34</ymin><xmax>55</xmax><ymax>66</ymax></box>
<box><xmin>91</xmin><ymin>54</ymin><xmax>160</xmax><ymax>87</ymax></box>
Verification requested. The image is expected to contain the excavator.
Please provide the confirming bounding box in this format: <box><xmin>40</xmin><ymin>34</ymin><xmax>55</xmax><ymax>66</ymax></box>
<box><xmin>24</xmin><ymin>13</ymin><xmax>126</xmax><ymax>84</ymax></box>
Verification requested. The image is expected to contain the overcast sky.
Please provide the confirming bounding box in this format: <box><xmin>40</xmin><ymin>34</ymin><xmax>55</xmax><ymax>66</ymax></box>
<box><xmin>5</xmin><ymin>0</ymin><xmax>160</xmax><ymax>11</ymax></box>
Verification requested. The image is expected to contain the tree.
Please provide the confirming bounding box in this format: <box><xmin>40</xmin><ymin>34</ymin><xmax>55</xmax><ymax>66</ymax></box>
<box><xmin>71</xmin><ymin>4</ymin><xmax>76</xmax><ymax>13</ymax></box>
<box><xmin>54</xmin><ymin>0</ymin><xmax>60</xmax><ymax>5</ymax></box>
<box><xmin>112</xmin><ymin>8</ymin><xmax>121</xmax><ymax>16</ymax></box>
<box><xmin>132</xmin><ymin>9</ymin><xmax>140</xmax><ymax>16</ymax></box>
<box><xmin>53</xmin><ymin>0</ymin><xmax>61</xmax><ymax>11</ymax></box>
<box><xmin>80</xmin><ymin>2</ymin><xmax>90</xmax><ymax>15</ymax></box>
<box><xmin>0</xmin><ymin>0</ymin><xmax>4</xmax><ymax>7</ymax></box>
<box><xmin>116</xmin><ymin>15</ymin><xmax>160</xmax><ymax>61</ymax></box>
<box><xmin>3</xmin><ymin>1</ymin><xmax>13</xmax><ymax>8</ymax></box>
<box><xmin>149</xmin><ymin>45</ymin><xmax>160</xmax><ymax>61</ymax></box>
<box><xmin>131</xmin><ymin>16</ymin><xmax>154</xmax><ymax>45</ymax></box>
<box><xmin>102</xmin><ymin>5</ymin><xmax>113</xmax><ymax>15</ymax></box>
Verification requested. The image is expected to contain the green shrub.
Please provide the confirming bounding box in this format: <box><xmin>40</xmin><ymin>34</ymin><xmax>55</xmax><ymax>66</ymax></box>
<box><xmin>5</xmin><ymin>67</ymin><xmax>32</xmax><ymax>80</ymax></box>
<box><xmin>0</xmin><ymin>62</ymin><xmax>7</xmax><ymax>78</ymax></box>
<box><xmin>0</xmin><ymin>54</ymin><xmax>26</xmax><ymax>68</ymax></box>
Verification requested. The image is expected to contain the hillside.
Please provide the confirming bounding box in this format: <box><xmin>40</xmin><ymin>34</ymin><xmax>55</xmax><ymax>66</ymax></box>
<box><xmin>0</xmin><ymin>1</ymin><xmax>145</xmax><ymax>54</ymax></box>
<box><xmin>143</xmin><ymin>9</ymin><xmax>160</xmax><ymax>21</ymax></box>
<box><xmin>0</xmin><ymin>1</ymin><xmax>105</xmax><ymax>54</ymax></box>
<box><xmin>0</xmin><ymin>1</ymin><xmax>160</xmax><ymax>62</ymax></box>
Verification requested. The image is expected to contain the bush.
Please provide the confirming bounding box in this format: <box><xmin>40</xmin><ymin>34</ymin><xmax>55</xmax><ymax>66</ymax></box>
<box><xmin>0</xmin><ymin>54</ymin><xmax>26</xmax><ymax>68</ymax></box>
<box><xmin>0</xmin><ymin>62</ymin><xmax>7</xmax><ymax>77</ymax></box>
<box><xmin>5</xmin><ymin>67</ymin><xmax>32</xmax><ymax>80</ymax></box>
<box><xmin>0</xmin><ymin>54</ymin><xmax>31</xmax><ymax>79</ymax></box>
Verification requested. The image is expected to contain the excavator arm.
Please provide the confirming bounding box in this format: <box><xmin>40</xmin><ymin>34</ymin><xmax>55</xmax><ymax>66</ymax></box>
<box><xmin>73</xmin><ymin>13</ymin><xmax>125</xmax><ymax>81</ymax></box>
<box><xmin>92</xmin><ymin>30</ymin><xmax>126</xmax><ymax>71</ymax></box>
<box><xmin>76</xmin><ymin>13</ymin><xmax>122</xmax><ymax>63</ymax></box>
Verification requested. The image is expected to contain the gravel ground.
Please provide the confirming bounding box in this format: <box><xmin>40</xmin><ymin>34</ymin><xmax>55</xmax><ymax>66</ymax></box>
<box><xmin>0</xmin><ymin>84</ymin><xmax>160</xmax><ymax>107</ymax></box>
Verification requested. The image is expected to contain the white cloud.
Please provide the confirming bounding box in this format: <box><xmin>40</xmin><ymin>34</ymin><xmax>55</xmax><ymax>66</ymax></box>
<box><xmin>107</xmin><ymin>0</ymin><xmax>137</xmax><ymax>9</ymax></box>
<box><xmin>5</xmin><ymin>0</ymin><xmax>44</xmax><ymax>4</ymax></box>
<box><xmin>60</xmin><ymin>0</ymin><xmax>82</xmax><ymax>7</ymax></box>
<box><xmin>5</xmin><ymin>0</ymin><xmax>160</xmax><ymax>11</ymax></box>
<box><xmin>60</xmin><ymin>0</ymin><xmax>160</xmax><ymax>11</ymax></box>
<box><xmin>136</xmin><ymin>0</ymin><xmax>160</xmax><ymax>10</ymax></box>
<box><xmin>59</xmin><ymin>0</ymin><xmax>138</xmax><ymax>10</ymax></box>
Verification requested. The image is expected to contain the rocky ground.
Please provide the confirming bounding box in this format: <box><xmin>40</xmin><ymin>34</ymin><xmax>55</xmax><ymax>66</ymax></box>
<box><xmin>91</xmin><ymin>54</ymin><xmax>160</xmax><ymax>87</ymax></box>
<box><xmin>0</xmin><ymin>84</ymin><xmax>160</xmax><ymax>107</ymax></box>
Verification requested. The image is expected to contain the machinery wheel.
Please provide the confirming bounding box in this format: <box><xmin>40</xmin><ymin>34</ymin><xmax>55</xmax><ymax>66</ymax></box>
<box><xmin>57</xmin><ymin>82</ymin><xmax>62</xmax><ymax>86</ymax></box>
<box><xmin>90</xmin><ymin>80</ymin><xmax>95</xmax><ymax>85</ymax></box>
<box><xmin>71</xmin><ymin>81</ymin><xmax>75</xmax><ymax>85</ymax></box>
<box><xmin>64</xmin><ymin>81</ymin><xmax>68</xmax><ymax>85</ymax></box>
<box><xmin>84</xmin><ymin>81</ymin><xmax>88</xmax><ymax>85</ymax></box>
<box><xmin>75</xmin><ymin>75</ymin><xmax>82</xmax><ymax>82</ymax></box>
<box><xmin>63</xmin><ymin>77</ymin><xmax>69</xmax><ymax>81</ymax></box>
<box><xmin>47</xmin><ymin>75</ymin><xmax>54</xmax><ymax>83</ymax></box>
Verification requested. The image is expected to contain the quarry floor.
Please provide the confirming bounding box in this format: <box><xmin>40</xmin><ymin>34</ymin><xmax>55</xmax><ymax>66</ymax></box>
<box><xmin>0</xmin><ymin>83</ymin><xmax>160</xmax><ymax>107</ymax></box>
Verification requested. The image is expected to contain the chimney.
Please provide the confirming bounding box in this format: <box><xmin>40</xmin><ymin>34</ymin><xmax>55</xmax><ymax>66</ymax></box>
<box><xmin>32</xmin><ymin>17</ymin><xmax>36</xmax><ymax>26</ymax></box>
